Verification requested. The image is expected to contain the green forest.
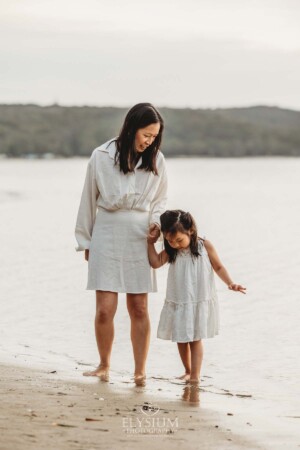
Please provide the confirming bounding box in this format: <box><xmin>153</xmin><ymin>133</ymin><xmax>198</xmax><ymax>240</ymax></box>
<box><xmin>0</xmin><ymin>104</ymin><xmax>299</xmax><ymax>157</ymax></box>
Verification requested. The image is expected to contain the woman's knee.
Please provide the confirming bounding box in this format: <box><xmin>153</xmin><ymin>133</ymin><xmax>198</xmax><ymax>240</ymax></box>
<box><xmin>95</xmin><ymin>291</ymin><xmax>117</xmax><ymax>324</ymax></box>
<box><xmin>127</xmin><ymin>294</ymin><xmax>148</xmax><ymax>320</ymax></box>
<box><xmin>128</xmin><ymin>303</ymin><xmax>148</xmax><ymax>320</ymax></box>
<box><xmin>95</xmin><ymin>308</ymin><xmax>114</xmax><ymax>324</ymax></box>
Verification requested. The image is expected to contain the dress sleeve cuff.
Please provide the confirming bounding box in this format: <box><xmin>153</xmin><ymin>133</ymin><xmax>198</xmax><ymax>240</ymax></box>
<box><xmin>150</xmin><ymin>216</ymin><xmax>161</xmax><ymax>228</ymax></box>
<box><xmin>75</xmin><ymin>243</ymin><xmax>90</xmax><ymax>252</ymax></box>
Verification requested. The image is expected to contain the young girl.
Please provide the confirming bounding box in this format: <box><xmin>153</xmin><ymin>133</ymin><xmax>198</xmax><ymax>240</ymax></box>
<box><xmin>147</xmin><ymin>209</ymin><xmax>246</xmax><ymax>384</ymax></box>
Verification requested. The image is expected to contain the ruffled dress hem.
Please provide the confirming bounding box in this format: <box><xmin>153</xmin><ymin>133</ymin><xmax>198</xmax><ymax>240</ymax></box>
<box><xmin>157</xmin><ymin>296</ymin><xmax>219</xmax><ymax>342</ymax></box>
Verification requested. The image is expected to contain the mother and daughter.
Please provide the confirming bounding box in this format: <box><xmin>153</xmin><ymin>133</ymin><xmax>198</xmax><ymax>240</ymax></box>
<box><xmin>75</xmin><ymin>103</ymin><xmax>246</xmax><ymax>386</ymax></box>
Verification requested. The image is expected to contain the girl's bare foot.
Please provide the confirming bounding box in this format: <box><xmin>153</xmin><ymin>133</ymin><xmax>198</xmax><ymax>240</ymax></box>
<box><xmin>83</xmin><ymin>364</ymin><xmax>109</xmax><ymax>381</ymax></box>
<box><xmin>176</xmin><ymin>373</ymin><xmax>191</xmax><ymax>381</ymax></box>
<box><xmin>134</xmin><ymin>374</ymin><xmax>146</xmax><ymax>387</ymax></box>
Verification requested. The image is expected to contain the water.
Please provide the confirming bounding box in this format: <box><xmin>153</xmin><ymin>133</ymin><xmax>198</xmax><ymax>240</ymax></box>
<box><xmin>1</xmin><ymin>157</ymin><xmax>299</xmax><ymax>446</ymax></box>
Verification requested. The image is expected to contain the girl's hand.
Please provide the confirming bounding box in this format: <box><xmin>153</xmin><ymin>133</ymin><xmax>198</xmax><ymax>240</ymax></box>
<box><xmin>84</xmin><ymin>249</ymin><xmax>89</xmax><ymax>261</ymax></box>
<box><xmin>148</xmin><ymin>223</ymin><xmax>160</xmax><ymax>244</ymax></box>
<box><xmin>228</xmin><ymin>283</ymin><xmax>246</xmax><ymax>294</ymax></box>
<box><xmin>147</xmin><ymin>235</ymin><xmax>157</xmax><ymax>244</ymax></box>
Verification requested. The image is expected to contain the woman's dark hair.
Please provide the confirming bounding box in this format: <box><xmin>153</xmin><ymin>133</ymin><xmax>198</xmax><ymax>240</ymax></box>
<box><xmin>160</xmin><ymin>210</ymin><xmax>200</xmax><ymax>263</ymax></box>
<box><xmin>114</xmin><ymin>103</ymin><xmax>164</xmax><ymax>175</ymax></box>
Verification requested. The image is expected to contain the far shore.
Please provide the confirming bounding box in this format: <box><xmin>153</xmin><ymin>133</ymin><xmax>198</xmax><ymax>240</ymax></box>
<box><xmin>1</xmin><ymin>153</ymin><xmax>299</xmax><ymax>160</ymax></box>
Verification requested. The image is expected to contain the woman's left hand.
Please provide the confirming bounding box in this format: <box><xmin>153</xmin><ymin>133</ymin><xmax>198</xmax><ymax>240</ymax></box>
<box><xmin>148</xmin><ymin>223</ymin><xmax>160</xmax><ymax>243</ymax></box>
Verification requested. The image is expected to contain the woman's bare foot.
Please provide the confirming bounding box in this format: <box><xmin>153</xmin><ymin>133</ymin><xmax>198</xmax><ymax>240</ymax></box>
<box><xmin>134</xmin><ymin>374</ymin><xmax>146</xmax><ymax>387</ymax></box>
<box><xmin>83</xmin><ymin>364</ymin><xmax>109</xmax><ymax>381</ymax></box>
<box><xmin>176</xmin><ymin>373</ymin><xmax>191</xmax><ymax>381</ymax></box>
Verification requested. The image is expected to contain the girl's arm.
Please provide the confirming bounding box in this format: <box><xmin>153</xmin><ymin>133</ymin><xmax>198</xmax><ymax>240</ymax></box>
<box><xmin>204</xmin><ymin>240</ymin><xmax>246</xmax><ymax>294</ymax></box>
<box><xmin>147</xmin><ymin>243</ymin><xmax>169</xmax><ymax>269</ymax></box>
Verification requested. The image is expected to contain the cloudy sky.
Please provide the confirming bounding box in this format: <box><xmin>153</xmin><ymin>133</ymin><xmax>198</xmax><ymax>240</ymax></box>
<box><xmin>1</xmin><ymin>0</ymin><xmax>299</xmax><ymax>109</ymax></box>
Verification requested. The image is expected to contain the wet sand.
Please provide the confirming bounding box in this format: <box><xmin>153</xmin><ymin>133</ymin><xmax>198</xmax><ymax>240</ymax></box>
<box><xmin>0</xmin><ymin>363</ymin><xmax>261</xmax><ymax>450</ymax></box>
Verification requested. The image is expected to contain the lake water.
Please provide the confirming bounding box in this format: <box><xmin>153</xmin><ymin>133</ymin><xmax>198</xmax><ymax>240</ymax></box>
<box><xmin>0</xmin><ymin>157</ymin><xmax>299</xmax><ymax>447</ymax></box>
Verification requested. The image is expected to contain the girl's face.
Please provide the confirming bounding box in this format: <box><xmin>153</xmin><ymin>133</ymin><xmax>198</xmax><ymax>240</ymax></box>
<box><xmin>134</xmin><ymin>123</ymin><xmax>160</xmax><ymax>153</ymax></box>
<box><xmin>164</xmin><ymin>231</ymin><xmax>191</xmax><ymax>250</ymax></box>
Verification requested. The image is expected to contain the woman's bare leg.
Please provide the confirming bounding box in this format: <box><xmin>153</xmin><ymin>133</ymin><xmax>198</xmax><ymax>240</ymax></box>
<box><xmin>177</xmin><ymin>343</ymin><xmax>191</xmax><ymax>381</ymax></box>
<box><xmin>126</xmin><ymin>293</ymin><xmax>150</xmax><ymax>384</ymax></box>
<box><xmin>83</xmin><ymin>290</ymin><xmax>118</xmax><ymax>379</ymax></box>
<box><xmin>189</xmin><ymin>340</ymin><xmax>203</xmax><ymax>383</ymax></box>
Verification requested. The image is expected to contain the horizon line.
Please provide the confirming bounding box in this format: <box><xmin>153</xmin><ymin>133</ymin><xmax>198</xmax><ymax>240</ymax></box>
<box><xmin>0</xmin><ymin>102</ymin><xmax>299</xmax><ymax>113</ymax></box>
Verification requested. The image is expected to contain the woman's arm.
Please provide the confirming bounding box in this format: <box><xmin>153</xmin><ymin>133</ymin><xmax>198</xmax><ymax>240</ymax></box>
<box><xmin>75</xmin><ymin>152</ymin><xmax>100</xmax><ymax>253</ymax></box>
<box><xmin>204</xmin><ymin>240</ymin><xmax>246</xmax><ymax>294</ymax></box>
<box><xmin>149</xmin><ymin>155</ymin><xmax>168</xmax><ymax>226</ymax></box>
<box><xmin>147</xmin><ymin>243</ymin><xmax>169</xmax><ymax>269</ymax></box>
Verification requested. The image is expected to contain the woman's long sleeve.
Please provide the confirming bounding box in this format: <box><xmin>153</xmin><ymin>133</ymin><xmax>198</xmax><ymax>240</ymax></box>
<box><xmin>149</xmin><ymin>161</ymin><xmax>168</xmax><ymax>226</ymax></box>
<box><xmin>75</xmin><ymin>157</ymin><xmax>100</xmax><ymax>251</ymax></box>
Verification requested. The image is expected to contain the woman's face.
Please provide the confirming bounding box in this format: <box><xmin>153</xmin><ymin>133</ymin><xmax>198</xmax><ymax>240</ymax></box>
<box><xmin>134</xmin><ymin>123</ymin><xmax>160</xmax><ymax>153</ymax></box>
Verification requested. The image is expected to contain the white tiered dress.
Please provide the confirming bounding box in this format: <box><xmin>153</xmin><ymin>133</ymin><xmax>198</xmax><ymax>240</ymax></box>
<box><xmin>157</xmin><ymin>239</ymin><xmax>219</xmax><ymax>342</ymax></box>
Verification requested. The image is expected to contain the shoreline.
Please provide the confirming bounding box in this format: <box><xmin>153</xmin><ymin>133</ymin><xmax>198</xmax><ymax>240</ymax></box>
<box><xmin>1</xmin><ymin>154</ymin><xmax>300</xmax><ymax>160</ymax></box>
<box><xmin>1</xmin><ymin>362</ymin><xmax>261</xmax><ymax>450</ymax></box>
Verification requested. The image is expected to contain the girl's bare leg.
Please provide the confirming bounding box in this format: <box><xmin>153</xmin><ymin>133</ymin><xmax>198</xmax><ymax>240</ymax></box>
<box><xmin>83</xmin><ymin>290</ymin><xmax>118</xmax><ymax>379</ymax></box>
<box><xmin>177</xmin><ymin>343</ymin><xmax>191</xmax><ymax>381</ymax></box>
<box><xmin>126</xmin><ymin>293</ymin><xmax>150</xmax><ymax>385</ymax></box>
<box><xmin>189</xmin><ymin>340</ymin><xmax>203</xmax><ymax>383</ymax></box>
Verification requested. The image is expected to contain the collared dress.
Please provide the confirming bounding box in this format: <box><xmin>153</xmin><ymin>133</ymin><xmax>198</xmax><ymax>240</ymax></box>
<box><xmin>75</xmin><ymin>138</ymin><xmax>168</xmax><ymax>293</ymax></box>
<box><xmin>157</xmin><ymin>239</ymin><xmax>220</xmax><ymax>342</ymax></box>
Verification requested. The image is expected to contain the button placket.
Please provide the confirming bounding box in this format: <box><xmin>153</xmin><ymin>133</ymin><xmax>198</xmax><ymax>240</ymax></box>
<box><xmin>128</xmin><ymin>172</ymin><xmax>136</xmax><ymax>194</ymax></box>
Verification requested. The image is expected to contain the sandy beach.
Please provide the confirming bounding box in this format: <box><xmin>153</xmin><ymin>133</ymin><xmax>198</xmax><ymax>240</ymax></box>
<box><xmin>1</xmin><ymin>363</ymin><xmax>265</xmax><ymax>450</ymax></box>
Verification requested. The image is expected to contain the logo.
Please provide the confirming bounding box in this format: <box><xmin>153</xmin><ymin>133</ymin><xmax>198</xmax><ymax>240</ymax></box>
<box><xmin>140</xmin><ymin>402</ymin><xmax>160</xmax><ymax>416</ymax></box>
<box><xmin>122</xmin><ymin>402</ymin><xmax>179</xmax><ymax>436</ymax></box>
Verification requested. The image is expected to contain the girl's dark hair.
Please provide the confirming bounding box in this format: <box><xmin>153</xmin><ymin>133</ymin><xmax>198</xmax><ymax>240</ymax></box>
<box><xmin>160</xmin><ymin>210</ymin><xmax>200</xmax><ymax>263</ymax></box>
<box><xmin>114</xmin><ymin>103</ymin><xmax>164</xmax><ymax>175</ymax></box>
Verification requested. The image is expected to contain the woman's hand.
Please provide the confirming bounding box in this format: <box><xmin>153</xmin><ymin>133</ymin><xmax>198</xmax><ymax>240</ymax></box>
<box><xmin>228</xmin><ymin>283</ymin><xmax>246</xmax><ymax>294</ymax></box>
<box><xmin>148</xmin><ymin>223</ymin><xmax>160</xmax><ymax>244</ymax></box>
<box><xmin>85</xmin><ymin>249</ymin><xmax>89</xmax><ymax>261</ymax></box>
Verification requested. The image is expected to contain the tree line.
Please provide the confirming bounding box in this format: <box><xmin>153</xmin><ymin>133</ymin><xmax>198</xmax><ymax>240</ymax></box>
<box><xmin>0</xmin><ymin>104</ymin><xmax>299</xmax><ymax>157</ymax></box>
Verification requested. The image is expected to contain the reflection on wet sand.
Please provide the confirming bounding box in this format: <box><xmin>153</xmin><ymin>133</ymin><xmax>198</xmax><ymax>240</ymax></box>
<box><xmin>182</xmin><ymin>383</ymin><xmax>200</xmax><ymax>404</ymax></box>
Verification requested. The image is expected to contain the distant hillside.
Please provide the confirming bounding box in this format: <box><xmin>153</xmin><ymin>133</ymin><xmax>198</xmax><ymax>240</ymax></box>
<box><xmin>0</xmin><ymin>104</ymin><xmax>299</xmax><ymax>157</ymax></box>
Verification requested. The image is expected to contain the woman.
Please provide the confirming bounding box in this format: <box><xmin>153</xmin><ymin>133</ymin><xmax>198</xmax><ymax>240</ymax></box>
<box><xmin>75</xmin><ymin>103</ymin><xmax>168</xmax><ymax>385</ymax></box>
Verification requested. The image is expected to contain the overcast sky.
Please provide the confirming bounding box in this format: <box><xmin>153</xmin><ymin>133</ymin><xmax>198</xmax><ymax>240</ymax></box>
<box><xmin>1</xmin><ymin>0</ymin><xmax>299</xmax><ymax>109</ymax></box>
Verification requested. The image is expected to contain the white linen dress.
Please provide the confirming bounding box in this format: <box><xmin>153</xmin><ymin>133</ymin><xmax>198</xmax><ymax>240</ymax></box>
<box><xmin>75</xmin><ymin>138</ymin><xmax>168</xmax><ymax>293</ymax></box>
<box><xmin>157</xmin><ymin>239</ymin><xmax>219</xmax><ymax>342</ymax></box>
